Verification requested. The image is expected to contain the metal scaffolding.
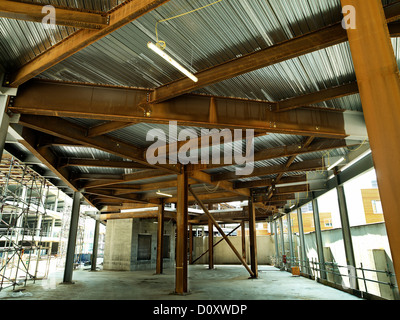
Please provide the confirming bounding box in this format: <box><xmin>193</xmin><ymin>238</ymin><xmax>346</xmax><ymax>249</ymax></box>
<box><xmin>0</xmin><ymin>155</ymin><xmax>52</xmax><ymax>291</ymax></box>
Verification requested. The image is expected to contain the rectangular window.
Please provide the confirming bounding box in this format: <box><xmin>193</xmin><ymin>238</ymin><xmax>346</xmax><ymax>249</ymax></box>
<box><xmin>324</xmin><ymin>219</ymin><xmax>333</xmax><ymax>228</ymax></box>
<box><xmin>372</xmin><ymin>200</ymin><xmax>383</xmax><ymax>214</ymax></box>
<box><xmin>137</xmin><ymin>234</ymin><xmax>152</xmax><ymax>261</ymax></box>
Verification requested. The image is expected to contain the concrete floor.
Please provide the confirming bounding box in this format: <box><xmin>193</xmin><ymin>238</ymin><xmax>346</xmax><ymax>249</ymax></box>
<box><xmin>0</xmin><ymin>265</ymin><xmax>362</xmax><ymax>301</ymax></box>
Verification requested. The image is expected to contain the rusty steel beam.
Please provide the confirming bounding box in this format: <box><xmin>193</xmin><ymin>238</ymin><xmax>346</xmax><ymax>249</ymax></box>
<box><xmin>86</xmin><ymin>121</ymin><xmax>135</xmax><ymax>137</ymax></box>
<box><xmin>99</xmin><ymin>210</ymin><xmax>175</xmax><ymax>221</ymax></box>
<box><xmin>234</xmin><ymin>175</ymin><xmax>307</xmax><ymax>190</ymax></box>
<box><xmin>191</xmin><ymin>138</ymin><xmax>351</xmax><ymax>172</ymax></box>
<box><xmin>11</xmin><ymin>80</ymin><xmax>348</xmax><ymax>139</ymax></box>
<box><xmin>83</xmin><ymin>188</ymin><xmax>158</xmax><ymax>205</ymax></box>
<box><xmin>342</xmin><ymin>0</ymin><xmax>400</xmax><ymax>290</ymax></box>
<box><xmin>275</xmin><ymin>82</ymin><xmax>359</xmax><ymax>112</ymax></box>
<box><xmin>16</xmin><ymin>126</ymin><xmax>97</xmax><ymax>208</ymax></box>
<box><xmin>5</xmin><ymin>0</ymin><xmax>171</xmax><ymax>87</ymax></box>
<box><xmin>59</xmin><ymin>158</ymin><xmax>149</xmax><ymax>170</ymax></box>
<box><xmin>189</xmin><ymin>170</ymin><xmax>250</xmax><ymax>198</ymax></box>
<box><xmin>150</xmin><ymin>24</ymin><xmax>348</xmax><ymax>103</ymax></box>
<box><xmin>190</xmin><ymin>209</ymin><xmax>274</xmax><ymax>223</ymax></box>
<box><xmin>266</xmin><ymin>136</ymin><xmax>315</xmax><ymax>201</ymax></box>
<box><xmin>83</xmin><ymin>169</ymin><xmax>173</xmax><ymax>189</ymax></box>
<box><xmin>18</xmin><ymin>114</ymin><xmax>180</xmax><ymax>173</ymax></box>
<box><xmin>162</xmin><ymin>191</ymin><xmax>245</xmax><ymax>205</ymax></box>
<box><xmin>212</xmin><ymin>158</ymin><xmax>324</xmax><ymax>182</ymax></box>
<box><xmin>0</xmin><ymin>1</ymin><xmax>109</xmax><ymax>29</ymax></box>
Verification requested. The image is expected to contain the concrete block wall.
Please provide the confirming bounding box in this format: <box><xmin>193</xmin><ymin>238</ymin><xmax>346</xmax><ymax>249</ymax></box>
<box><xmin>193</xmin><ymin>235</ymin><xmax>275</xmax><ymax>265</ymax></box>
<box><xmin>103</xmin><ymin>219</ymin><xmax>134</xmax><ymax>271</ymax></box>
<box><xmin>103</xmin><ymin>218</ymin><xmax>175</xmax><ymax>271</ymax></box>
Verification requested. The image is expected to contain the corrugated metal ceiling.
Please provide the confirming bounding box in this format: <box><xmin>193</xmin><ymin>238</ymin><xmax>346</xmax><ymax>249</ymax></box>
<box><xmin>2</xmin><ymin>0</ymin><xmax>383</xmax><ymax>189</ymax></box>
<box><xmin>19</xmin><ymin>0</ymin><xmax>124</xmax><ymax>12</ymax></box>
<box><xmin>1</xmin><ymin>0</ymin><xmax>397</xmax><ymax>109</ymax></box>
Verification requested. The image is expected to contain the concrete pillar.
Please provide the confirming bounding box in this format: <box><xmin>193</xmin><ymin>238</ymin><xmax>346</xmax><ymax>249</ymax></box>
<box><xmin>91</xmin><ymin>219</ymin><xmax>100</xmax><ymax>271</ymax></box>
<box><xmin>35</xmin><ymin>183</ymin><xmax>48</xmax><ymax>237</ymax></box>
<box><xmin>175</xmin><ymin>168</ymin><xmax>188</xmax><ymax>294</ymax></box>
<box><xmin>35</xmin><ymin>215</ymin><xmax>43</xmax><ymax>237</ymax></box>
<box><xmin>341</xmin><ymin>0</ymin><xmax>400</xmax><ymax>290</ymax></box>
<box><xmin>371</xmin><ymin>249</ymin><xmax>400</xmax><ymax>300</ymax></box>
<box><xmin>336</xmin><ymin>185</ymin><xmax>358</xmax><ymax>289</ymax></box>
<box><xmin>312</xmin><ymin>198</ymin><xmax>327</xmax><ymax>280</ymax></box>
<box><xmin>297</xmin><ymin>208</ymin><xmax>308</xmax><ymax>274</ymax></box>
<box><xmin>53</xmin><ymin>189</ymin><xmax>59</xmax><ymax>212</ymax></box>
<box><xmin>273</xmin><ymin>221</ymin><xmax>279</xmax><ymax>267</ymax></box>
<box><xmin>50</xmin><ymin>218</ymin><xmax>56</xmax><ymax>238</ymax></box>
<box><xmin>63</xmin><ymin>191</ymin><xmax>81</xmax><ymax>283</ymax></box>
<box><xmin>248</xmin><ymin>198</ymin><xmax>258</xmax><ymax>278</ymax></box>
<box><xmin>324</xmin><ymin>247</ymin><xmax>343</xmax><ymax>285</ymax></box>
<box><xmin>287</xmin><ymin>213</ymin><xmax>294</xmax><ymax>268</ymax></box>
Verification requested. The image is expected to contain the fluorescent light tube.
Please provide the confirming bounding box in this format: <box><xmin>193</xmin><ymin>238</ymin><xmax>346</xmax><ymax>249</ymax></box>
<box><xmin>290</xmin><ymin>204</ymin><xmax>295</xmax><ymax>209</ymax></box>
<box><xmin>327</xmin><ymin>157</ymin><xmax>345</xmax><ymax>171</ymax></box>
<box><xmin>156</xmin><ymin>190</ymin><xmax>173</xmax><ymax>198</ymax></box>
<box><xmin>147</xmin><ymin>42</ymin><xmax>198</xmax><ymax>83</ymax></box>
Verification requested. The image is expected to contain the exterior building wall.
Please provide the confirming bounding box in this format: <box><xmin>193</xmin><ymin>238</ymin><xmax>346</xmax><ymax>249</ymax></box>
<box><xmin>361</xmin><ymin>189</ymin><xmax>384</xmax><ymax>224</ymax></box>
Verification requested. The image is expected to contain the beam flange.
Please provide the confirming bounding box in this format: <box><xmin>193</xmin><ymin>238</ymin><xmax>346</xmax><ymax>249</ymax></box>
<box><xmin>11</xmin><ymin>80</ymin><xmax>349</xmax><ymax>139</ymax></box>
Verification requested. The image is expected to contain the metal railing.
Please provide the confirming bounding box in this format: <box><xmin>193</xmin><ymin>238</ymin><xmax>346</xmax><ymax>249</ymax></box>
<box><xmin>270</xmin><ymin>255</ymin><xmax>399</xmax><ymax>300</ymax></box>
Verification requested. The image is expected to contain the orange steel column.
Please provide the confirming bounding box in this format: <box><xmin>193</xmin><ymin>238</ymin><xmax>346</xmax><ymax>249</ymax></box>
<box><xmin>341</xmin><ymin>0</ymin><xmax>400</xmax><ymax>287</ymax></box>
<box><xmin>175</xmin><ymin>168</ymin><xmax>188</xmax><ymax>294</ymax></box>
<box><xmin>156</xmin><ymin>200</ymin><xmax>164</xmax><ymax>274</ymax></box>
<box><xmin>241</xmin><ymin>221</ymin><xmax>246</xmax><ymax>260</ymax></box>
<box><xmin>248</xmin><ymin>198</ymin><xmax>258</xmax><ymax>278</ymax></box>
<box><xmin>208</xmin><ymin>204</ymin><xmax>214</xmax><ymax>270</ymax></box>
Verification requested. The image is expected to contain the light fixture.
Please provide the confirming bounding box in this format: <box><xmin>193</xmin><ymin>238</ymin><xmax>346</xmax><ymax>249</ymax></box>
<box><xmin>156</xmin><ymin>190</ymin><xmax>173</xmax><ymax>198</ymax></box>
<box><xmin>147</xmin><ymin>42</ymin><xmax>198</xmax><ymax>83</ymax></box>
<box><xmin>290</xmin><ymin>204</ymin><xmax>295</xmax><ymax>210</ymax></box>
<box><xmin>327</xmin><ymin>157</ymin><xmax>345</xmax><ymax>171</ymax></box>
